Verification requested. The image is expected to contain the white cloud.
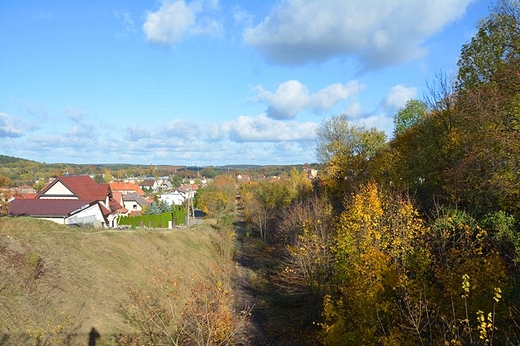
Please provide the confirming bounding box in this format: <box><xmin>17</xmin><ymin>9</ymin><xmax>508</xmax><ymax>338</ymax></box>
<box><xmin>243</xmin><ymin>0</ymin><xmax>474</xmax><ymax>69</ymax></box>
<box><xmin>143</xmin><ymin>1</ymin><xmax>196</xmax><ymax>44</ymax></box>
<box><xmin>65</xmin><ymin>106</ymin><xmax>85</xmax><ymax>122</ymax></box>
<box><xmin>254</xmin><ymin>80</ymin><xmax>310</xmax><ymax>119</ymax></box>
<box><xmin>5</xmin><ymin>114</ymin><xmax>319</xmax><ymax>165</ymax></box>
<box><xmin>213</xmin><ymin>114</ymin><xmax>318</xmax><ymax>142</ymax></box>
<box><xmin>143</xmin><ymin>0</ymin><xmax>223</xmax><ymax>44</ymax></box>
<box><xmin>382</xmin><ymin>84</ymin><xmax>417</xmax><ymax>111</ymax></box>
<box><xmin>191</xmin><ymin>17</ymin><xmax>224</xmax><ymax>38</ymax></box>
<box><xmin>0</xmin><ymin>113</ymin><xmax>24</xmax><ymax>138</ymax></box>
<box><xmin>344</xmin><ymin>101</ymin><xmax>364</xmax><ymax>119</ymax></box>
<box><xmin>232</xmin><ymin>5</ymin><xmax>254</xmax><ymax>27</ymax></box>
<box><xmin>357</xmin><ymin>113</ymin><xmax>394</xmax><ymax>138</ymax></box>
<box><xmin>311</xmin><ymin>81</ymin><xmax>363</xmax><ymax>112</ymax></box>
<box><xmin>253</xmin><ymin>80</ymin><xmax>362</xmax><ymax>119</ymax></box>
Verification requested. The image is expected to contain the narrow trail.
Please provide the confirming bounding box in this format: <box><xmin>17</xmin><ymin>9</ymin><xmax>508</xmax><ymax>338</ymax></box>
<box><xmin>233</xmin><ymin>215</ymin><xmax>275</xmax><ymax>346</ymax></box>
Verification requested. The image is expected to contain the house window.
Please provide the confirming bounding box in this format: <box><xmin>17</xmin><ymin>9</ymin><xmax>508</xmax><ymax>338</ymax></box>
<box><xmin>133</xmin><ymin>204</ymin><xmax>137</xmax><ymax>209</ymax></box>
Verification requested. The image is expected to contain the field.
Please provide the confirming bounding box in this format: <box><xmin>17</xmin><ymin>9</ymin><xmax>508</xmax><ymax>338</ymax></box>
<box><xmin>0</xmin><ymin>217</ymin><xmax>241</xmax><ymax>345</ymax></box>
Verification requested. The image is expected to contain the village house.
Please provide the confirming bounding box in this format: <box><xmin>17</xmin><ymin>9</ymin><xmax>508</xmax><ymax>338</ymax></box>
<box><xmin>177</xmin><ymin>184</ymin><xmax>197</xmax><ymax>199</ymax></box>
<box><xmin>109</xmin><ymin>181</ymin><xmax>146</xmax><ymax>197</ymax></box>
<box><xmin>302</xmin><ymin>163</ymin><xmax>318</xmax><ymax>179</ymax></box>
<box><xmin>121</xmin><ymin>192</ymin><xmax>151</xmax><ymax>216</ymax></box>
<box><xmin>139</xmin><ymin>179</ymin><xmax>159</xmax><ymax>192</ymax></box>
<box><xmin>159</xmin><ymin>184</ymin><xmax>197</xmax><ymax>206</ymax></box>
<box><xmin>157</xmin><ymin>178</ymin><xmax>173</xmax><ymax>191</ymax></box>
<box><xmin>159</xmin><ymin>190</ymin><xmax>187</xmax><ymax>206</ymax></box>
<box><xmin>8</xmin><ymin>175</ymin><xmax>126</xmax><ymax>228</ymax></box>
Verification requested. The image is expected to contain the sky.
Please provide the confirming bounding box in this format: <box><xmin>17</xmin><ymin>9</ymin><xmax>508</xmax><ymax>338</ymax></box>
<box><xmin>0</xmin><ymin>0</ymin><xmax>492</xmax><ymax>166</ymax></box>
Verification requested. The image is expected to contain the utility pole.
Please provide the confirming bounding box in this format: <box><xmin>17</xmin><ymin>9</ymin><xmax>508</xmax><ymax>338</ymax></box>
<box><xmin>185</xmin><ymin>184</ymin><xmax>195</xmax><ymax>226</ymax></box>
<box><xmin>185</xmin><ymin>190</ymin><xmax>190</xmax><ymax>226</ymax></box>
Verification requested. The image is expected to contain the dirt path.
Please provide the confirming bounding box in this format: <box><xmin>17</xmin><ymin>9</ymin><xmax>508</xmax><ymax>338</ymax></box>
<box><xmin>233</xmin><ymin>216</ymin><xmax>276</xmax><ymax>346</ymax></box>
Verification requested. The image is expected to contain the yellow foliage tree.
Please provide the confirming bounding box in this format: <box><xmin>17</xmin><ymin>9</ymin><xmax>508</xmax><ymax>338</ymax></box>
<box><xmin>322</xmin><ymin>182</ymin><xmax>430</xmax><ymax>345</ymax></box>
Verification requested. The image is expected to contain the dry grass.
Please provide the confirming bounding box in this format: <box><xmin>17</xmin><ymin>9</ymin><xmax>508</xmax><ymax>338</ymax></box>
<box><xmin>0</xmin><ymin>217</ymin><xmax>238</xmax><ymax>345</ymax></box>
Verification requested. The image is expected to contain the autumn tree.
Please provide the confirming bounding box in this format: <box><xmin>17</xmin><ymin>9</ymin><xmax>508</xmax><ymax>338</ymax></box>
<box><xmin>316</xmin><ymin>114</ymin><xmax>387</xmax><ymax>203</ymax></box>
<box><xmin>0</xmin><ymin>175</ymin><xmax>13</xmax><ymax>216</ymax></box>
<box><xmin>241</xmin><ymin>179</ymin><xmax>293</xmax><ymax>242</ymax></box>
<box><xmin>321</xmin><ymin>183</ymin><xmax>429</xmax><ymax>344</ymax></box>
<box><xmin>196</xmin><ymin>175</ymin><xmax>236</xmax><ymax>218</ymax></box>
<box><xmin>287</xmin><ymin>166</ymin><xmax>313</xmax><ymax>201</ymax></box>
<box><xmin>275</xmin><ymin>195</ymin><xmax>334</xmax><ymax>321</ymax></box>
<box><xmin>425</xmin><ymin>207</ymin><xmax>510</xmax><ymax>345</ymax></box>
<box><xmin>0</xmin><ymin>175</ymin><xmax>11</xmax><ymax>188</ymax></box>
<box><xmin>103</xmin><ymin>169</ymin><xmax>113</xmax><ymax>183</ymax></box>
<box><xmin>379</xmin><ymin>73</ymin><xmax>461</xmax><ymax>211</ymax></box>
<box><xmin>443</xmin><ymin>1</ymin><xmax>520</xmax><ymax>215</ymax></box>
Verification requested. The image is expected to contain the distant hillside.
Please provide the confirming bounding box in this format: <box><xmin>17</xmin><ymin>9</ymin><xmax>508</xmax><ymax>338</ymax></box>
<box><xmin>0</xmin><ymin>154</ymin><xmax>35</xmax><ymax>164</ymax></box>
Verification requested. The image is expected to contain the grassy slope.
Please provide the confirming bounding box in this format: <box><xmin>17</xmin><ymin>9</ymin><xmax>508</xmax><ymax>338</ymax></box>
<box><xmin>0</xmin><ymin>217</ymin><xmax>223</xmax><ymax>345</ymax></box>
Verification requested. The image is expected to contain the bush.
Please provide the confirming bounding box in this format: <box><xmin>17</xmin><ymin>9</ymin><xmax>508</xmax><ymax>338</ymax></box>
<box><xmin>119</xmin><ymin>209</ymin><xmax>185</xmax><ymax>228</ymax></box>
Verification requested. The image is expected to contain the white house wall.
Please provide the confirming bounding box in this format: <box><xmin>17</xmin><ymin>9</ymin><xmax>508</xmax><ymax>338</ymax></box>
<box><xmin>123</xmin><ymin>200</ymin><xmax>143</xmax><ymax>213</ymax></box>
<box><xmin>66</xmin><ymin>204</ymin><xmax>105</xmax><ymax>228</ymax></box>
<box><xmin>40</xmin><ymin>217</ymin><xmax>67</xmax><ymax>224</ymax></box>
<box><xmin>40</xmin><ymin>181</ymin><xmax>77</xmax><ymax>199</ymax></box>
<box><xmin>160</xmin><ymin>193</ymin><xmax>185</xmax><ymax>206</ymax></box>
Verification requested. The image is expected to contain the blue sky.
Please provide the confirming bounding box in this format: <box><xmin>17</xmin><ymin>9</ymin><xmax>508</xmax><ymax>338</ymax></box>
<box><xmin>1</xmin><ymin>0</ymin><xmax>490</xmax><ymax>166</ymax></box>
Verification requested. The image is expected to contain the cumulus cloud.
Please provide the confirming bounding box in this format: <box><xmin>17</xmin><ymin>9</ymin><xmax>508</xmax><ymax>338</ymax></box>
<box><xmin>243</xmin><ymin>0</ymin><xmax>474</xmax><ymax>69</ymax></box>
<box><xmin>232</xmin><ymin>5</ymin><xmax>254</xmax><ymax>27</ymax></box>
<box><xmin>65</xmin><ymin>106</ymin><xmax>85</xmax><ymax>122</ymax></box>
<box><xmin>117</xmin><ymin>116</ymin><xmax>318</xmax><ymax>164</ymax></box>
<box><xmin>0</xmin><ymin>113</ymin><xmax>24</xmax><ymax>138</ymax></box>
<box><xmin>344</xmin><ymin>101</ymin><xmax>364</xmax><ymax>119</ymax></box>
<box><xmin>143</xmin><ymin>0</ymin><xmax>223</xmax><ymax>44</ymax></box>
<box><xmin>210</xmin><ymin>114</ymin><xmax>318</xmax><ymax>142</ymax></box>
<box><xmin>358</xmin><ymin>113</ymin><xmax>394</xmax><ymax>138</ymax></box>
<box><xmin>381</xmin><ymin>84</ymin><xmax>417</xmax><ymax>111</ymax></box>
<box><xmin>254</xmin><ymin>80</ymin><xmax>309</xmax><ymax>119</ymax></box>
<box><xmin>5</xmin><ymin>114</ymin><xmax>319</xmax><ymax>165</ymax></box>
<box><xmin>254</xmin><ymin>80</ymin><xmax>362</xmax><ymax>119</ymax></box>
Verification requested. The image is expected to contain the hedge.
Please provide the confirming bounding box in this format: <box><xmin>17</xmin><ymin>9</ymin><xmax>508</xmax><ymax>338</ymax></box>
<box><xmin>119</xmin><ymin>209</ymin><xmax>185</xmax><ymax>228</ymax></box>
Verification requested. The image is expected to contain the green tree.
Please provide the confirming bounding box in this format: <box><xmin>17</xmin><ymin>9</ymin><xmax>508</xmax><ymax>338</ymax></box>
<box><xmin>393</xmin><ymin>99</ymin><xmax>427</xmax><ymax>137</ymax></box>
<box><xmin>93</xmin><ymin>174</ymin><xmax>104</xmax><ymax>184</ymax></box>
<box><xmin>169</xmin><ymin>175</ymin><xmax>184</xmax><ymax>188</ymax></box>
<box><xmin>200</xmin><ymin>167</ymin><xmax>217</xmax><ymax>179</ymax></box>
<box><xmin>380</xmin><ymin>73</ymin><xmax>461</xmax><ymax>211</ymax></box>
<box><xmin>457</xmin><ymin>0</ymin><xmax>520</xmax><ymax>89</ymax></box>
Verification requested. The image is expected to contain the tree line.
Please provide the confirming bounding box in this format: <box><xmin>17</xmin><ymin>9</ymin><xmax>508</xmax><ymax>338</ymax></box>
<box><xmin>231</xmin><ymin>1</ymin><xmax>520</xmax><ymax>344</ymax></box>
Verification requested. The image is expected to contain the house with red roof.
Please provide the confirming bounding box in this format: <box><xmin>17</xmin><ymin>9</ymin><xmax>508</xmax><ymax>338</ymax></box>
<box><xmin>139</xmin><ymin>179</ymin><xmax>158</xmax><ymax>192</ymax></box>
<box><xmin>109</xmin><ymin>181</ymin><xmax>146</xmax><ymax>197</ymax></box>
<box><xmin>9</xmin><ymin>175</ymin><xmax>126</xmax><ymax>228</ymax></box>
